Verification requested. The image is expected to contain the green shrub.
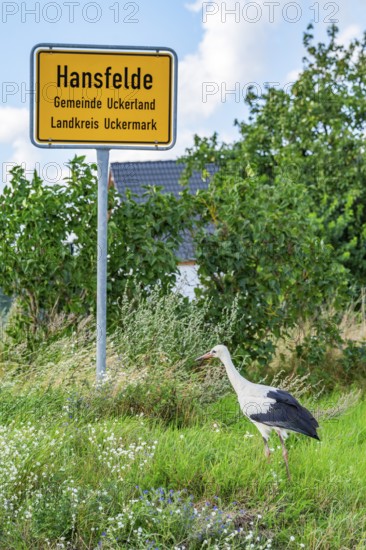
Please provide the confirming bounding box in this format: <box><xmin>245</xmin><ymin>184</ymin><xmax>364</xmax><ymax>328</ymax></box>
<box><xmin>0</xmin><ymin>157</ymin><xmax>192</xmax><ymax>341</ymax></box>
<box><xmin>186</xmin><ymin>173</ymin><xmax>348</xmax><ymax>364</ymax></box>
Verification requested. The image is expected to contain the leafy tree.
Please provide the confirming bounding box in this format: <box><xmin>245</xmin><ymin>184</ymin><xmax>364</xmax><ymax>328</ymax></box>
<box><xmin>107</xmin><ymin>184</ymin><xmax>193</xmax><ymax>304</ymax></box>
<box><xmin>188</xmin><ymin>171</ymin><xmax>347</xmax><ymax>362</ymax></box>
<box><xmin>178</xmin><ymin>24</ymin><xmax>366</xmax><ymax>362</ymax></box>
<box><xmin>236</xmin><ymin>24</ymin><xmax>366</xmax><ymax>284</ymax></box>
<box><xmin>184</xmin><ymin>25</ymin><xmax>366</xmax><ymax>285</ymax></box>
<box><xmin>0</xmin><ymin>157</ymin><xmax>98</xmax><ymax>335</ymax></box>
<box><xmin>0</xmin><ymin>157</ymin><xmax>191</xmax><ymax>338</ymax></box>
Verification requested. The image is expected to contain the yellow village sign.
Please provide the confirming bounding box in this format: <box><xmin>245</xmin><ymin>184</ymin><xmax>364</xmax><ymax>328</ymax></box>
<box><xmin>30</xmin><ymin>44</ymin><xmax>177</xmax><ymax>149</ymax></box>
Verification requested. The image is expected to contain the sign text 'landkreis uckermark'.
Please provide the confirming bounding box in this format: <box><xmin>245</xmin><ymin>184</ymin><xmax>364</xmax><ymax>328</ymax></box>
<box><xmin>30</xmin><ymin>44</ymin><xmax>177</xmax><ymax>149</ymax></box>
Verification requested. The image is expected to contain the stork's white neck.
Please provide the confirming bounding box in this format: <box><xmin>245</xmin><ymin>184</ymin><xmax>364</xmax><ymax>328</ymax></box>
<box><xmin>220</xmin><ymin>351</ymin><xmax>250</xmax><ymax>393</ymax></box>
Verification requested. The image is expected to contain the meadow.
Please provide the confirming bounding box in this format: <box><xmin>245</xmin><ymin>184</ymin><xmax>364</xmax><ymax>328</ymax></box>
<box><xmin>0</xmin><ymin>293</ymin><xmax>365</xmax><ymax>549</ymax></box>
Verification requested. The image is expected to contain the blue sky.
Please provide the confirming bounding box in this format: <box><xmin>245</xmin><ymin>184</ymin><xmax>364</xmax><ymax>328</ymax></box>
<box><xmin>1</xmin><ymin>0</ymin><xmax>366</xmax><ymax>190</ymax></box>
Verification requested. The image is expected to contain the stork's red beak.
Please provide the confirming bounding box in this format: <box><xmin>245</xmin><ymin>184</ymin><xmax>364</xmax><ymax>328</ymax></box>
<box><xmin>196</xmin><ymin>351</ymin><xmax>214</xmax><ymax>362</ymax></box>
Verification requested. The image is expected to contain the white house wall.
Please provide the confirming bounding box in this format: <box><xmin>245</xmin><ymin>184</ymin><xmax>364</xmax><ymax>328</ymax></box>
<box><xmin>173</xmin><ymin>264</ymin><xmax>200</xmax><ymax>300</ymax></box>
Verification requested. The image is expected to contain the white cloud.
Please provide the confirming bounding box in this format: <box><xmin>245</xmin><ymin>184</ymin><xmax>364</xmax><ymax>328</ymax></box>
<box><xmin>0</xmin><ymin>107</ymin><xmax>34</xmax><ymax>187</ymax></box>
<box><xmin>337</xmin><ymin>24</ymin><xmax>362</xmax><ymax>46</ymax></box>
<box><xmin>1</xmin><ymin>141</ymin><xmax>71</xmax><ymax>188</ymax></box>
<box><xmin>11</xmin><ymin>137</ymin><xmax>36</xmax><ymax>167</ymax></box>
<box><xmin>0</xmin><ymin>107</ymin><xmax>28</xmax><ymax>142</ymax></box>
<box><xmin>285</xmin><ymin>68</ymin><xmax>301</xmax><ymax>83</ymax></box>
<box><xmin>179</xmin><ymin>0</ymin><xmax>267</xmax><ymax>121</ymax></box>
<box><xmin>184</xmin><ymin>0</ymin><xmax>202</xmax><ymax>13</ymax></box>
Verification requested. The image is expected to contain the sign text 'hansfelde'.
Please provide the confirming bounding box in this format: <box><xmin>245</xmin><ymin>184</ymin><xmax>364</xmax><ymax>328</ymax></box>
<box><xmin>31</xmin><ymin>45</ymin><xmax>177</xmax><ymax>149</ymax></box>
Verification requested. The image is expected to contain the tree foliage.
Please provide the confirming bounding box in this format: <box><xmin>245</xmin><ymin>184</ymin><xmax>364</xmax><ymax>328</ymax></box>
<box><xmin>107</xmin><ymin>185</ymin><xmax>192</xmax><ymax>300</ymax></box>
<box><xmin>1</xmin><ymin>24</ymin><xmax>363</xmax><ymax>358</ymax></box>
<box><xmin>0</xmin><ymin>157</ymin><xmax>190</xmax><ymax>337</ymax></box>
<box><xmin>184</xmin><ymin>25</ymin><xmax>366</xmax><ymax>284</ymax></box>
<box><xmin>187</xmin><ymin>171</ymin><xmax>347</xmax><ymax>361</ymax></box>
<box><xmin>238</xmin><ymin>24</ymin><xmax>366</xmax><ymax>283</ymax></box>
<box><xmin>179</xmin><ymin>25</ymin><xmax>366</xmax><ymax>359</ymax></box>
<box><xmin>0</xmin><ymin>158</ymin><xmax>98</xmax><ymax>334</ymax></box>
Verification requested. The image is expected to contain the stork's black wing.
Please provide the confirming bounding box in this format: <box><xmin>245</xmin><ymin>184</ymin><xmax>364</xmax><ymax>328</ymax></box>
<box><xmin>250</xmin><ymin>390</ymin><xmax>320</xmax><ymax>440</ymax></box>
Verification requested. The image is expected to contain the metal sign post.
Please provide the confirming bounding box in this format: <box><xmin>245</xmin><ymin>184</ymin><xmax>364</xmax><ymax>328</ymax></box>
<box><xmin>96</xmin><ymin>148</ymin><xmax>110</xmax><ymax>383</ymax></box>
<box><xmin>30</xmin><ymin>43</ymin><xmax>177</xmax><ymax>383</ymax></box>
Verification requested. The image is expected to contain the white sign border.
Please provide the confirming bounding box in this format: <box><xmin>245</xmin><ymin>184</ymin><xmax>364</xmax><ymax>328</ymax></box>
<box><xmin>30</xmin><ymin>43</ymin><xmax>178</xmax><ymax>150</ymax></box>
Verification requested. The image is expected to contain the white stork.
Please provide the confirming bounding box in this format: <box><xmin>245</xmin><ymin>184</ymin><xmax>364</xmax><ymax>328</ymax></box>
<box><xmin>196</xmin><ymin>344</ymin><xmax>320</xmax><ymax>479</ymax></box>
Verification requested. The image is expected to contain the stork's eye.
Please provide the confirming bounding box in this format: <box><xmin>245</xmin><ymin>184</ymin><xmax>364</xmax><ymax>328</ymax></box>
<box><xmin>212</xmin><ymin>350</ymin><xmax>216</xmax><ymax>354</ymax></box>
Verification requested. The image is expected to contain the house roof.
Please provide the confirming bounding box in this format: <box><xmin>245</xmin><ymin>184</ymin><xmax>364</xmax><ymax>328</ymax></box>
<box><xmin>110</xmin><ymin>160</ymin><xmax>217</xmax><ymax>261</ymax></box>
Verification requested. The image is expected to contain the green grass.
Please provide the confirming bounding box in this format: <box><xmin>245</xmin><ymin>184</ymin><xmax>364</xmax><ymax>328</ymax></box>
<box><xmin>0</xmin><ymin>291</ymin><xmax>365</xmax><ymax>549</ymax></box>
<box><xmin>0</xmin><ymin>381</ymin><xmax>364</xmax><ymax>549</ymax></box>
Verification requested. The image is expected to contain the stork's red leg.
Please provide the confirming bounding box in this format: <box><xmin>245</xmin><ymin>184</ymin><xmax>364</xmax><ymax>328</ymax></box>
<box><xmin>263</xmin><ymin>437</ymin><xmax>271</xmax><ymax>462</ymax></box>
<box><xmin>278</xmin><ymin>433</ymin><xmax>291</xmax><ymax>480</ymax></box>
